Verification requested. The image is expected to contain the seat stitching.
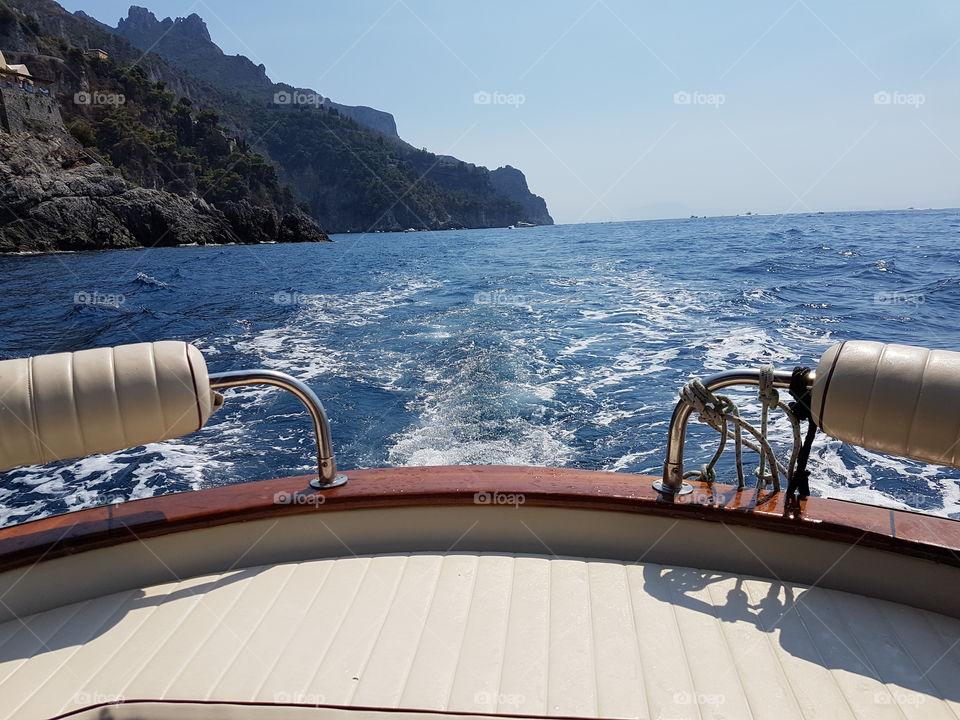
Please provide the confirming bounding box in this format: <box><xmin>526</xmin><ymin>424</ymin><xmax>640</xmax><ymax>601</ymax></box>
<box><xmin>857</xmin><ymin>344</ymin><xmax>886</xmax><ymax>448</ymax></box>
<box><xmin>817</xmin><ymin>341</ymin><xmax>846</xmax><ymax>434</ymax></box>
<box><xmin>26</xmin><ymin>357</ymin><xmax>44</xmax><ymax>463</ymax></box>
<box><xmin>903</xmin><ymin>348</ymin><xmax>932</xmax><ymax>458</ymax></box>
<box><xmin>184</xmin><ymin>344</ymin><xmax>204</xmax><ymax>431</ymax></box>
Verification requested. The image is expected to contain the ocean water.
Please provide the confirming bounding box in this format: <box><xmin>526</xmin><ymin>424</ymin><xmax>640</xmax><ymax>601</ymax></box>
<box><xmin>1</xmin><ymin>209</ymin><xmax>959</xmax><ymax>526</ymax></box>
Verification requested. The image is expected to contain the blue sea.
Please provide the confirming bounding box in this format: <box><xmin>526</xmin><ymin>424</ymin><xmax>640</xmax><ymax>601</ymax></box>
<box><xmin>1</xmin><ymin>209</ymin><xmax>959</xmax><ymax>526</ymax></box>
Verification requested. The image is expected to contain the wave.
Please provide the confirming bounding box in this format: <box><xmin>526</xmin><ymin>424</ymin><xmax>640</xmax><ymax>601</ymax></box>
<box><xmin>0</xmin><ymin>437</ymin><xmax>233</xmax><ymax>528</ymax></box>
<box><xmin>134</xmin><ymin>271</ymin><xmax>168</xmax><ymax>288</ymax></box>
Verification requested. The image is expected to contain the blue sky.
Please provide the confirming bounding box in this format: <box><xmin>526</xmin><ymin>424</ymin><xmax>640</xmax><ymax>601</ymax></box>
<box><xmin>58</xmin><ymin>0</ymin><xmax>960</xmax><ymax>224</ymax></box>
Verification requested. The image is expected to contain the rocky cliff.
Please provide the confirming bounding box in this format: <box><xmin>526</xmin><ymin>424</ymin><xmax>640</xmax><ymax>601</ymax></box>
<box><xmin>105</xmin><ymin>5</ymin><xmax>553</xmax><ymax>228</ymax></box>
<box><xmin>3</xmin><ymin>0</ymin><xmax>553</xmax><ymax>242</ymax></box>
<box><xmin>0</xmin><ymin>134</ymin><xmax>328</xmax><ymax>252</ymax></box>
<box><xmin>0</xmin><ymin>0</ymin><xmax>332</xmax><ymax>252</ymax></box>
<box><xmin>490</xmin><ymin>166</ymin><xmax>554</xmax><ymax>226</ymax></box>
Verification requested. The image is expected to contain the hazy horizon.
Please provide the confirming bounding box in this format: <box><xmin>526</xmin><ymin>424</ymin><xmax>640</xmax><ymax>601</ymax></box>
<box><xmin>58</xmin><ymin>0</ymin><xmax>960</xmax><ymax>225</ymax></box>
<box><xmin>333</xmin><ymin>205</ymin><xmax>960</xmax><ymax>231</ymax></box>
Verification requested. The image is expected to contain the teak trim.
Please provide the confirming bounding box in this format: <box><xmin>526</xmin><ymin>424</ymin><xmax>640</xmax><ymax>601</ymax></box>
<box><xmin>0</xmin><ymin>466</ymin><xmax>957</xmax><ymax>573</ymax></box>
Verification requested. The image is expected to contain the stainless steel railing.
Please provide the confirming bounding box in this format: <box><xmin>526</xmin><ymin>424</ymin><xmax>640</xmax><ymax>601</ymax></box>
<box><xmin>209</xmin><ymin>369</ymin><xmax>347</xmax><ymax>489</ymax></box>
<box><xmin>656</xmin><ymin>368</ymin><xmax>814</xmax><ymax>495</ymax></box>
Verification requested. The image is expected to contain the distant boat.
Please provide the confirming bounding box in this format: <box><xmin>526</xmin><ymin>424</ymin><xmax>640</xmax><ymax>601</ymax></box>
<box><xmin>515</xmin><ymin>221</ymin><xmax>535</xmax><ymax>228</ymax></box>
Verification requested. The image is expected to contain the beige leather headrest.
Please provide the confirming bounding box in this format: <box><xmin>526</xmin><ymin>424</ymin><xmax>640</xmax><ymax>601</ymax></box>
<box><xmin>811</xmin><ymin>340</ymin><xmax>960</xmax><ymax>467</ymax></box>
<box><xmin>0</xmin><ymin>341</ymin><xmax>222</xmax><ymax>472</ymax></box>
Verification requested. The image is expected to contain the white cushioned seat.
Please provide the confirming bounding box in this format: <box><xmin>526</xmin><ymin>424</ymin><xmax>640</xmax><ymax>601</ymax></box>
<box><xmin>811</xmin><ymin>340</ymin><xmax>960</xmax><ymax>467</ymax></box>
<box><xmin>0</xmin><ymin>341</ymin><xmax>221</xmax><ymax>471</ymax></box>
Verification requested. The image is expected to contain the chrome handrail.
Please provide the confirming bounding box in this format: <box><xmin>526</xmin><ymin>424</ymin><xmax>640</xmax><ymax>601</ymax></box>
<box><xmin>208</xmin><ymin>369</ymin><xmax>347</xmax><ymax>490</ymax></box>
<box><xmin>656</xmin><ymin>368</ymin><xmax>814</xmax><ymax>495</ymax></box>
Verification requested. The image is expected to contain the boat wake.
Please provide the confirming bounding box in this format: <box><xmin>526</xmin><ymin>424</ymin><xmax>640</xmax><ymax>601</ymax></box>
<box><xmin>1</xmin><ymin>213</ymin><xmax>959</xmax><ymax>523</ymax></box>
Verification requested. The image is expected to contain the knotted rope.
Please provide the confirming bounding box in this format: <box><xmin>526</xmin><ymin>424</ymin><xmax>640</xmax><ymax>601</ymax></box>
<box><xmin>679</xmin><ymin>368</ymin><xmax>803</xmax><ymax>493</ymax></box>
<box><xmin>757</xmin><ymin>365</ymin><xmax>778</xmax><ymax>487</ymax></box>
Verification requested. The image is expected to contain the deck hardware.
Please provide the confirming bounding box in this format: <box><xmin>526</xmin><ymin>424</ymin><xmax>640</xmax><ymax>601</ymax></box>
<box><xmin>209</xmin><ymin>369</ymin><xmax>347</xmax><ymax>489</ymax></box>
<box><xmin>658</xmin><ymin>368</ymin><xmax>815</xmax><ymax>495</ymax></box>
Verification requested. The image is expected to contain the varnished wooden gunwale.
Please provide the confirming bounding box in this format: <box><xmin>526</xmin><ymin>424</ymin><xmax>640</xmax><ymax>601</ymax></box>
<box><xmin>0</xmin><ymin>465</ymin><xmax>956</xmax><ymax>573</ymax></box>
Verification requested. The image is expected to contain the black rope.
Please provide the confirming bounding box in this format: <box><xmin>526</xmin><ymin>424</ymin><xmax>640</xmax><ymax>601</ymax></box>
<box><xmin>786</xmin><ymin>366</ymin><xmax>817</xmax><ymax>499</ymax></box>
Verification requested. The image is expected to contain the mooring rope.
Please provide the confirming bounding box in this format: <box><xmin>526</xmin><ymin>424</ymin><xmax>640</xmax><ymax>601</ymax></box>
<box><xmin>679</xmin><ymin>369</ymin><xmax>797</xmax><ymax>493</ymax></box>
<box><xmin>757</xmin><ymin>365</ymin><xmax>777</xmax><ymax>487</ymax></box>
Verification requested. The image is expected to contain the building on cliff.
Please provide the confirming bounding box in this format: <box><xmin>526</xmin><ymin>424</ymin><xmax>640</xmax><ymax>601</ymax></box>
<box><xmin>0</xmin><ymin>51</ymin><xmax>64</xmax><ymax>135</ymax></box>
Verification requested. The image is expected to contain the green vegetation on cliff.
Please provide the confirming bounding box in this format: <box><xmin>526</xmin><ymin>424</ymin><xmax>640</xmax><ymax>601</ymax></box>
<box><xmin>0</xmin><ymin>4</ymin><xmax>328</xmax><ymax>249</ymax></box>
<box><xmin>254</xmin><ymin>106</ymin><xmax>526</xmax><ymax>231</ymax></box>
<box><xmin>64</xmin><ymin>60</ymin><xmax>300</xmax><ymax>215</ymax></box>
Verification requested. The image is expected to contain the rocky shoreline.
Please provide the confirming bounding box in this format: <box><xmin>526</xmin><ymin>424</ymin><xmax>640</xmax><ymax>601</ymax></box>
<box><xmin>0</xmin><ymin>134</ymin><xmax>330</xmax><ymax>253</ymax></box>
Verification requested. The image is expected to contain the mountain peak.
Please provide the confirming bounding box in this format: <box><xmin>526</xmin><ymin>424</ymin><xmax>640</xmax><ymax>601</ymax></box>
<box><xmin>119</xmin><ymin>6</ymin><xmax>162</xmax><ymax>29</ymax></box>
<box><xmin>125</xmin><ymin>5</ymin><xmax>156</xmax><ymax>22</ymax></box>
<box><xmin>112</xmin><ymin>5</ymin><xmax>399</xmax><ymax>136</ymax></box>
<box><xmin>118</xmin><ymin>6</ymin><xmax>212</xmax><ymax>48</ymax></box>
<box><xmin>117</xmin><ymin>6</ymin><xmax>169</xmax><ymax>43</ymax></box>
<box><xmin>178</xmin><ymin>12</ymin><xmax>212</xmax><ymax>43</ymax></box>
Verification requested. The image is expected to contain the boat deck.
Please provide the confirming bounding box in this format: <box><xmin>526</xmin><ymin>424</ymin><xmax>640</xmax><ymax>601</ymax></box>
<box><xmin>0</xmin><ymin>467</ymin><xmax>958</xmax><ymax>720</ymax></box>
<box><xmin>2</xmin><ymin>551</ymin><xmax>958</xmax><ymax>720</ymax></box>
